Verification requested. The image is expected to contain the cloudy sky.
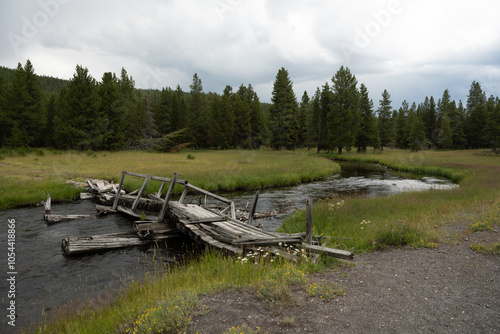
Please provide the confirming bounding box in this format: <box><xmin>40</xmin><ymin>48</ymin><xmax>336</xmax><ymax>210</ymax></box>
<box><xmin>1</xmin><ymin>0</ymin><xmax>500</xmax><ymax>108</ymax></box>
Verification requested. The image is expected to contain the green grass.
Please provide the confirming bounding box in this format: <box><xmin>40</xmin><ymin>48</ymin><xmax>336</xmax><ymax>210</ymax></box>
<box><xmin>0</xmin><ymin>149</ymin><xmax>339</xmax><ymax>210</ymax></box>
<box><xmin>31</xmin><ymin>249</ymin><xmax>324</xmax><ymax>334</ymax></box>
<box><xmin>19</xmin><ymin>148</ymin><xmax>500</xmax><ymax>333</ymax></box>
<box><xmin>280</xmin><ymin>149</ymin><xmax>500</xmax><ymax>252</ymax></box>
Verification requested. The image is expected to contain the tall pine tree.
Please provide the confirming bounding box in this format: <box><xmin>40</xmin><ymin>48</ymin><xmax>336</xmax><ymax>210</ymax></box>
<box><xmin>377</xmin><ymin>89</ymin><xmax>394</xmax><ymax>148</ymax></box>
<box><xmin>329</xmin><ymin>66</ymin><xmax>360</xmax><ymax>154</ymax></box>
<box><xmin>356</xmin><ymin>83</ymin><xmax>379</xmax><ymax>151</ymax></box>
<box><xmin>269</xmin><ymin>67</ymin><xmax>298</xmax><ymax>150</ymax></box>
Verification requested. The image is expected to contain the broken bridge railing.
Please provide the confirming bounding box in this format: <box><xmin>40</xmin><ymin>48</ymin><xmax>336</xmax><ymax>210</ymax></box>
<box><xmin>111</xmin><ymin>171</ymin><xmax>236</xmax><ymax>222</ymax></box>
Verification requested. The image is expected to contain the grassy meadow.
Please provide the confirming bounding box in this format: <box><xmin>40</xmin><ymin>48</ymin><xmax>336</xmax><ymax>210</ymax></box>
<box><xmin>0</xmin><ymin>149</ymin><xmax>339</xmax><ymax>210</ymax></box>
<box><xmin>6</xmin><ymin>147</ymin><xmax>499</xmax><ymax>333</ymax></box>
<box><xmin>281</xmin><ymin>149</ymin><xmax>500</xmax><ymax>252</ymax></box>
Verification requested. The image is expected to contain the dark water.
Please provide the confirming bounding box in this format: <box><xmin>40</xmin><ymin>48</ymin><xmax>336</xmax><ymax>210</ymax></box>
<box><xmin>0</xmin><ymin>162</ymin><xmax>457</xmax><ymax>332</ymax></box>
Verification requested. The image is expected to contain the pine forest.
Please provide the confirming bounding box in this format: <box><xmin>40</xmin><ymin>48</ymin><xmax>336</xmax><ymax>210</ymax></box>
<box><xmin>1</xmin><ymin>60</ymin><xmax>499</xmax><ymax>154</ymax></box>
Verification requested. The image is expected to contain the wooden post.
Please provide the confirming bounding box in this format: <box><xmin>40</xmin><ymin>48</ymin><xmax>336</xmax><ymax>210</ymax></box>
<box><xmin>179</xmin><ymin>186</ymin><xmax>189</xmax><ymax>204</ymax></box>
<box><xmin>112</xmin><ymin>171</ymin><xmax>127</xmax><ymax>210</ymax></box>
<box><xmin>248</xmin><ymin>191</ymin><xmax>259</xmax><ymax>225</ymax></box>
<box><xmin>132</xmin><ymin>174</ymin><xmax>151</xmax><ymax>211</ymax></box>
<box><xmin>44</xmin><ymin>194</ymin><xmax>51</xmax><ymax>214</ymax></box>
<box><xmin>156</xmin><ymin>181</ymin><xmax>166</xmax><ymax>197</ymax></box>
<box><xmin>158</xmin><ymin>172</ymin><xmax>179</xmax><ymax>222</ymax></box>
<box><xmin>306</xmin><ymin>198</ymin><xmax>313</xmax><ymax>245</ymax></box>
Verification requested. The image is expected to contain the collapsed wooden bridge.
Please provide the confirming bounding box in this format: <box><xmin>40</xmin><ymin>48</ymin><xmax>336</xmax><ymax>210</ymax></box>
<box><xmin>59</xmin><ymin>171</ymin><xmax>353</xmax><ymax>261</ymax></box>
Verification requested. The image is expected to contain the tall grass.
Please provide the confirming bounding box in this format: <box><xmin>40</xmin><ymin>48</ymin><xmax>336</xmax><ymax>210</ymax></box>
<box><xmin>0</xmin><ymin>149</ymin><xmax>339</xmax><ymax>210</ymax></box>
<box><xmin>32</xmin><ymin>249</ymin><xmax>322</xmax><ymax>334</ymax></box>
<box><xmin>281</xmin><ymin>149</ymin><xmax>500</xmax><ymax>251</ymax></box>
<box><xmin>17</xmin><ymin>148</ymin><xmax>500</xmax><ymax>333</ymax></box>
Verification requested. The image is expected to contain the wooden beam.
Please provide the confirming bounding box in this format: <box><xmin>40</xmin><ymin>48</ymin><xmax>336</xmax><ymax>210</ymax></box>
<box><xmin>301</xmin><ymin>243</ymin><xmax>354</xmax><ymax>260</ymax></box>
<box><xmin>248</xmin><ymin>191</ymin><xmax>259</xmax><ymax>225</ymax></box>
<box><xmin>156</xmin><ymin>181</ymin><xmax>166</xmax><ymax>197</ymax></box>
<box><xmin>112</xmin><ymin>171</ymin><xmax>126</xmax><ymax>210</ymax></box>
<box><xmin>158</xmin><ymin>172</ymin><xmax>178</xmax><ymax>221</ymax></box>
<box><xmin>132</xmin><ymin>174</ymin><xmax>151</xmax><ymax>211</ymax></box>
<box><xmin>186</xmin><ymin>216</ymin><xmax>228</xmax><ymax>224</ymax></box>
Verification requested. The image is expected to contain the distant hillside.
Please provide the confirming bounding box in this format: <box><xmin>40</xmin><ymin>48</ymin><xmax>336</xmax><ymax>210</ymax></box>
<box><xmin>0</xmin><ymin>65</ymin><xmax>69</xmax><ymax>93</ymax></box>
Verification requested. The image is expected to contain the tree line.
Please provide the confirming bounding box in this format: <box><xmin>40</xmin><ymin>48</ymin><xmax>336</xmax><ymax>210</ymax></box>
<box><xmin>0</xmin><ymin>60</ymin><xmax>499</xmax><ymax>153</ymax></box>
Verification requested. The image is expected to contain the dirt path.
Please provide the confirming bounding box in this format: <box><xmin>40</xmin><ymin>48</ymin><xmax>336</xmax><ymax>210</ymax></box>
<box><xmin>190</xmin><ymin>226</ymin><xmax>500</xmax><ymax>333</ymax></box>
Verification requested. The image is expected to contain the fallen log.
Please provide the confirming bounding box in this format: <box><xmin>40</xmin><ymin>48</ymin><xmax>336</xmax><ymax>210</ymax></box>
<box><xmin>45</xmin><ymin>214</ymin><xmax>93</xmax><ymax>224</ymax></box>
<box><xmin>61</xmin><ymin>232</ymin><xmax>176</xmax><ymax>255</ymax></box>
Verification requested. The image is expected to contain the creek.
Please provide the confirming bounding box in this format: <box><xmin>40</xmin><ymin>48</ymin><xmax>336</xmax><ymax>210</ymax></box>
<box><xmin>0</xmin><ymin>161</ymin><xmax>457</xmax><ymax>331</ymax></box>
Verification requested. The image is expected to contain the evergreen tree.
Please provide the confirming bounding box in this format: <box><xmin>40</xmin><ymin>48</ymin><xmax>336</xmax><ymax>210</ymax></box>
<box><xmin>449</xmin><ymin>100</ymin><xmax>466</xmax><ymax>149</ymax></box>
<box><xmin>0</xmin><ymin>75</ymin><xmax>8</xmax><ymax>146</ymax></box>
<box><xmin>377</xmin><ymin>89</ymin><xmax>394</xmax><ymax>147</ymax></box>
<box><xmin>188</xmin><ymin>73</ymin><xmax>210</xmax><ymax>148</ymax></box>
<box><xmin>54</xmin><ymin>64</ymin><xmax>99</xmax><ymax>149</ymax></box>
<box><xmin>98</xmin><ymin>72</ymin><xmax>126</xmax><ymax>150</ymax></box>
<box><xmin>421</xmin><ymin>96</ymin><xmax>438</xmax><ymax>147</ymax></box>
<box><xmin>465</xmin><ymin>81</ymin><xmax>487</xmax><ymax>148</ymax></box>
<box><xmin>437</xmin><ymin>110</ymin><xmax>453</xmax><ymax>149</ymax></box>
<box><xmin>407</xmin><ymin>102</ymin><xmax>427</xmax><ymax>151</ymax></box>
<box><xmin>212</xmin><ymin>87</ymin><xmax>234</xmax><ymax>149</ymax></box>
<box><xmin>269</xmin><ymin>67</ymin><xmax>299</xmax><ymax>150</ymax></box>
<box><xmin>297</xmin><ymin>91</ymin><xmax>310</xmax><ymax>148</ymax></box>
<box><xmin>484</xmin><ymin>97</ymin><xmax>500</xmax><ymax>153</ymax></box>
<box><xmin>310</xmin><ymin>87</ymin><xmax>321</xmax><ymax>152</ymax></box>
<box><xmin>329</xmin><ymin>66</ymin><xmax>359</xmax><ymax>154</ymax></box>
<box><xmin>7</xmin><ymin>60</ymin><xmax>46</xmax><ymax>147</ymax></box>
<box><xmin>317</xmin><ymin>83</ymin><xmax>331</xmax><ymax>152</ymax></box>
<box><xmin>249</xmin><ymin>90</ymin><xmax>265</xmax><ymax>148</ymax></box>
<box><xmin>171</xmin><ymin>85</ymin><xmax>187</xmax><ymax>131</ymax></box>
<box><xmin>356</xmin><ymin>83</ymin><xmax>379</xmax><ymax>151</ymax></box>
<box><xmin>157</xmin><ymin>87</ymin><xmax>173</xmax><ymax>136</ymax></box>
<box><xmin>233</xmin><ymin>88</ymin><xmax>251</xmax><ymax>148</ymax></box>
<box><xmin>44</xmin><ymin>94</ymin><xmax>56</xmax><ymax>147</ymax></box>
<box><xmin>395</xmin><ymin>100</ymin><xmax>409</xmax><ymax>149</ymax></box>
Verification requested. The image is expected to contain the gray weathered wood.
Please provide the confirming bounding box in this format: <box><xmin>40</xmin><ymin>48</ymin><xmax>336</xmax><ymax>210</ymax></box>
<box><xmin>306</xmin><ymin>198</ymin><xmax>313</xmax><ymax>245</ymax></box>
<box><xmin>45</xmin><ymin>214</ymin><xmax>93</xmax><ymax>224</ymax></box>
<box><xmin>80</xmin><ymin>192</ymin><xmax>95</xmax><ymax>200</ymax></box>
<box><xmin>61</xmin><ymin>232</ymin><xmax>177</xmax><ymax>255</ymax></box>
<box><xmin>301</xmin><ymin>243</ymin><xmax>354</xmax><ymax>260</ymax></box>
<box><xmin>248</xmin><ymin>191</ymin><xmax>259</xmax><ymax>225</ymax></box>
<box><xmin>112</xmin><ymin>171</ymin><xmax>126</xmax><ymax>210</ymax></box>
<box><xmin>132</xmin><ymin>174</ymin><xmax>151</xmax><ymax>211</ymax></box>
<box><xmin>158</xmin><ymin>172</ymin><xmax>179</xmax><ymax>221</ymax></box>
<box><xmin>156</xmin><ymin>181</ymin><xmax>166</xmax><ymax>197</ymax></box>
<box><xmin>43</xmin><ymin>194</ymin><xmax>51</xmax><ymax>213</ymax></box>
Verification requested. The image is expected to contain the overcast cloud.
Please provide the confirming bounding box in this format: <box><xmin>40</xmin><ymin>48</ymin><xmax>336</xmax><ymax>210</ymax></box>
<box><xmin>2</xmin><ymin>0</ymin><xmax>500</xmax><ymax>108</ymax></box>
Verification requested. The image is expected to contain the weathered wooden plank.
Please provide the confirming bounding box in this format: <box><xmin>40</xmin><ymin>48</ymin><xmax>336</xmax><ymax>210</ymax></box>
<box><xmin>301</xmin><ymin>243</ymin><xmax>354</xmax><ymax>260</ymax></box>
<box><xmin>248</xmin><ymin>191</ymin><xmax>259</xmax><ymax>225</ymax></box>
<box><xmin>61</xmin><ymin>232</ymin><xmax>176</xmax><ymax>255</ymax></box>
<box><xmin>45</xmin><ymin>214</ymin><xmax>93</xmax><ymax>224</ymax></box>
<box><xmin>80</xmin><ymin>192</ymin><xmax>95</xmax><ymax>200</ymax></box>
<box><xmin>116</xmin><ymin>206</ymin><xmax>158</xmax><ymax>221</ymax></box>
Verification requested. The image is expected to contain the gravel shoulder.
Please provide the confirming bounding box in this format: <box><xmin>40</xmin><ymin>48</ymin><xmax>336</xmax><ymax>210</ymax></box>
<box><xmin>190</xmin><ymin>223</ymin><xmax>500</xmax><ymax>334</ymax></box>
